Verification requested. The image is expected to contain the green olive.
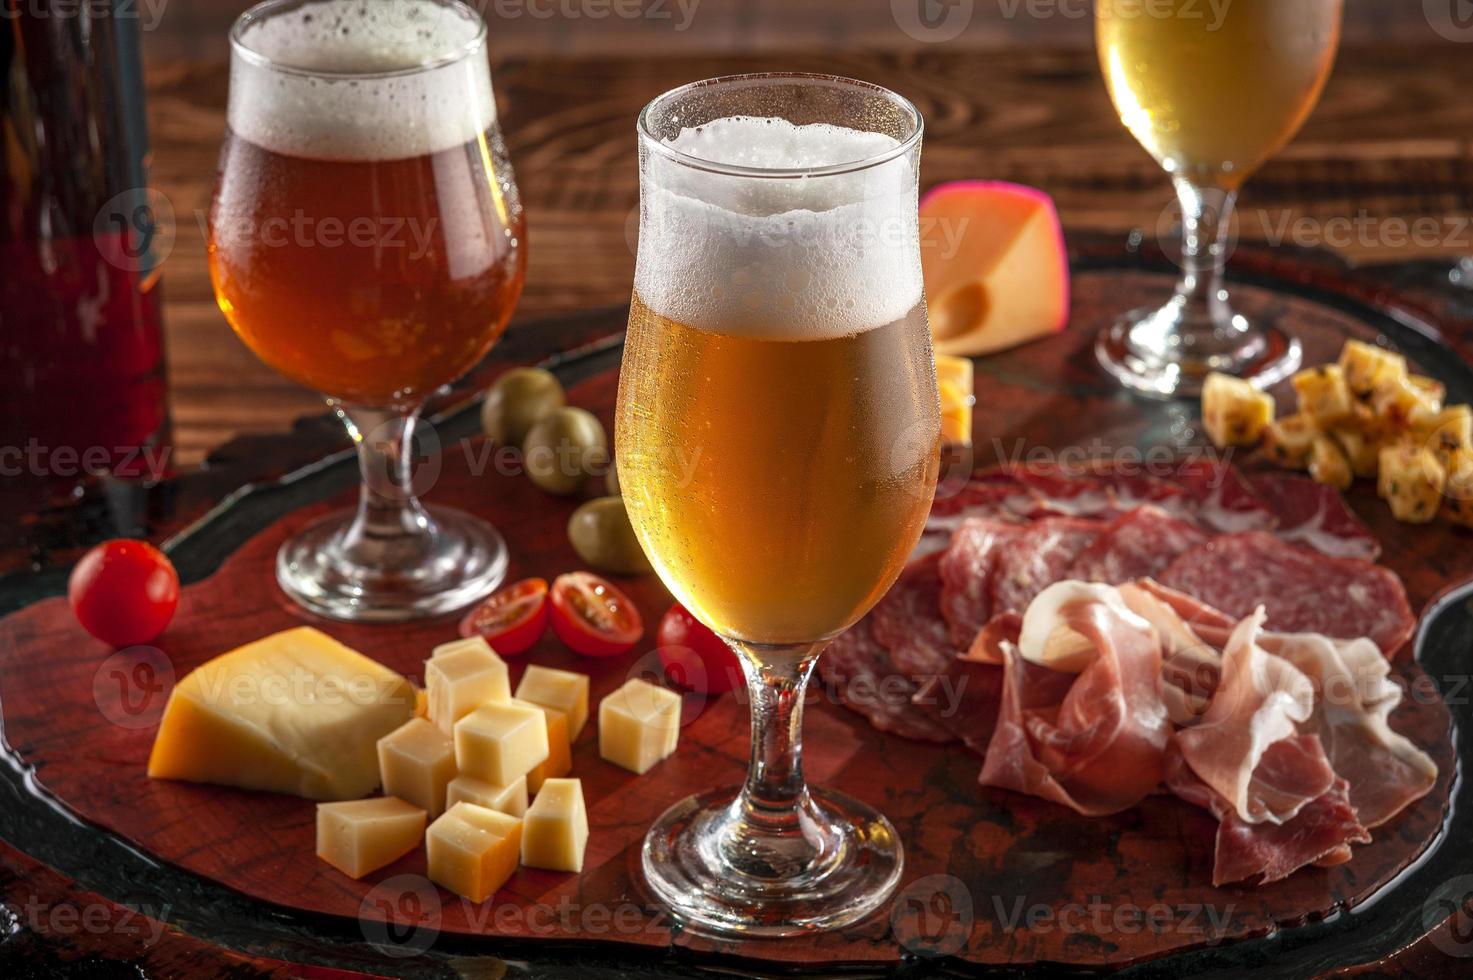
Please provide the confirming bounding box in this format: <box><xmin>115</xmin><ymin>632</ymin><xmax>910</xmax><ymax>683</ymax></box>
<box><xmin>523</xmin><ymin>407</ymin><xmax>609</xmax><ymax>496</ymax></box>
<box><xmin>604</xmin><ymin>458</ymin><xmax>621</xmax><ymax>496</ymax></box>
<box><xmin>481</xmin><ymin>367</ymin><xmax>565</xmax><ymax>448</ymax></box>
<box><xmin>568</xmin><ymin>496</ymin><xmax>651</xmax><ymax>575</ymax></box>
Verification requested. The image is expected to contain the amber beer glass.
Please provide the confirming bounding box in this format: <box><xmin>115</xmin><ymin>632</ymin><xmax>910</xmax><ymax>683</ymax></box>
<box><xmin>1095</xmin><ymin>0</ymin><xmax>1341</xmax><ymax>396</ymax></box>
<box><xmin>209</xmin><ymin>0</ymin><xmax>525</xmax><ymax>620</ymax></box>
<box><xmin>617</xmin><ymin>75</ymin><xmax>939</xmax><ymax>934</ymax></box>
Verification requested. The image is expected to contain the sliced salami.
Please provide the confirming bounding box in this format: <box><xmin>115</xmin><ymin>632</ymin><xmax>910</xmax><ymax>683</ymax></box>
<box><xmin>938</xmin><ymin>518</ymin><xmax>1025</xmax><ymax>647</ymax></box>
<box><xmin>1066</xmin><ymin>505</ymin><xmax>1211</xmax><ymax>585</ymax></box>
<box><xmin>818</xmin><ymin>617</ymin><xmax>956</xmax><ymax>744</ymax></box>
<box><xmin>1246</xmin><ymin>471</ymin><xmax>1381</xmax><ymax>561</ymax></box>
<box><xmin>1158</xmin><ymin>531</ymin><xmax>1415</xmax><ymax>656</ymax></box>
<box><xmin>872</xmin><ymin>554</ymin><xmax>956</xmax><ymax>679</ymax></box>
<box><xmin>989</xmin><ymin>516</ymin><xmax>1104</xmax><ymax>615</ymax></box>
<box><xmin>1170</xmin><ymin>458</ymin><xmax>1278</xmax><ymax>534</ymax></box>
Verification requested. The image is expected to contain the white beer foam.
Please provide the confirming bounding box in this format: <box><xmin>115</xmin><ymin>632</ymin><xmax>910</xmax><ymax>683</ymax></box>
<box><xmin>635</xmin><ymin>116</ymin><xmax>922</xmax><ymax>341</ymax></box>
<box><xmin>228</xmin><ymin>0</ymin><xmax>495</xmax><ymax>162</ymax></box>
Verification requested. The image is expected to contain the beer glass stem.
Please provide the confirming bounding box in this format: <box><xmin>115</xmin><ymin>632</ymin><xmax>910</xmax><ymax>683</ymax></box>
<box><xmin>338</xmin><ymin>404</ymin><xmax>436</xmax><ymax>564</ymax></box>
<box><xmin>1171</xmin><ymin>178</ymin><xmax>1238</xmax><ymax>336</ymax></box>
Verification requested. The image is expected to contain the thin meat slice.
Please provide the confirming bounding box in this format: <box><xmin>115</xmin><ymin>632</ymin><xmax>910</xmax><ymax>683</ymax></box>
<box><xmin>928</xmin><ymin>472</ymin><xmax>1036</xmax><ymax>529</ymax></box>
<box><xmin>1256</xmin><ymin>632</ymin><xmax>1437</xmax><ymax>828</ymax></box>
<box><xmin>872</xmin><ymin>554</ymin><xmax>956</xmax><ymax>679</ymax></box>
<box><xmin>938</xmin><ymin>518</ymin><xmax>1025</xmax><ymax>647</ymax></box>
<box><xmin>1165</xmin><ymin>738</ymin><xmax>1371</xmax><ymax>886</ymax></box>
<box><xmin>1247</xmin><ymin>472</ymin><xmax>1381</xmax><ymax>561</ymax></box>
<box><xmin>819</xmin><ymin>617</ymin><xmax>955</xmax><ymax>744</ymax></box>
<box><xmin>1175</xmin><ymin>608</ymin><xmax>1322</xmax><ymax>824</ymax></box>
<box><xmin>1067</xmin><ymin>506</ymin><xmax>1211</xmax><ymax>585</ymax></box>
<box><xmin>1159</xmin><ymin>531</ymin><xmax>1415</xmax><ymax>656</ymax></box>
<box><xmin>1119</xmin><ymin>582</ymin><xmax>1223</xmax><ymax>726</ymax></box>
<box><xmin>990</xmin><ymin>517</ymin><xmax>1105</xmax><ymax>616</ymax></box>
<box><xmin>979</xmin><ymin>583</ymin><xmax>1170</xmax><ymax>816</ymax></box>
<box><xmin>1133</xmin><ymin>578</ymin><xmax>1236</xmax><ymax>631</ymax></box>
<box><xmin>1171</xmin><ymin>458</ymin><xmax>1278</xmax><ymax>534</ymax></box>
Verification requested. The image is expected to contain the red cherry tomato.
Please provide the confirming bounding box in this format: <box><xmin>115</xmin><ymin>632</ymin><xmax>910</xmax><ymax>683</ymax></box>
<box><xmin>656</xmin><ymin>603</ymin><xmax>743</xmax><ymax>694</ymax></box>
<box><xmin>548</xmin><ymin>572</ymin><xmax>643</xmax><ymax>657</ymax></box>
<box><xmin>458</xmin><ymin>578</ymin><xmax>549</xmax><ymax>655</ymax></box>
<box><xmin>68</xmin><ymin>539</ymin><xmax>180</xmax><ymax>647</ymax></box>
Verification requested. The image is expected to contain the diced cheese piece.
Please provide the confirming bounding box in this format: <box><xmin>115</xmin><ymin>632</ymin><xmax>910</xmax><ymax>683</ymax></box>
<box><xmin>147</xmin><ymin>627</ymin><xmax>415</xmax><ymax>801</ymax></box>
<box><xmin>454</xmin><ymin>702</ymin><xmax>549</xmax><ymax>786</ymax></box>
<box><xmin>1414</xmin><ymin>405</ymin><xmax>1473</xmax><ymax>461</ymax></box>
<box><xmin>919</xmin><ymin>181</ymin><xmax>1070</xmax><ymax>357</ymax></box>
<box><xmin>1339</xmin><ymin>339</ymin><xmax>1407</xmax><ymax>399</ymax></box>
<box><xmin>316</xmin><ymin>796</ymin><xmax>426</xmax><ymax>879</ymax></box>
<box><xmin>521</xmin><ymin>778</ymin><xmax>589</xmax><ymax>873</ymax></box>
<box><xmin>446</xmin><ymin>774</ymin><xmax>528</xmax><ymax>818</ymax></box>
<box><xmin>1262</xmin><ymin>413</ymin><xmax>1318</xmax><ymax>469</ymax></box>
<box><xmin>1372</xmin><ymin>375</ymin><xmax>1442</xmax><ymax>429</ymax></box>
<box><xmin>426</xmin><ymin>638</ymin><xmax>510</xmax><ymax>735</ymax></box>
<box><xmin>426</xmin><ymin>802</ymin><xmax>521</xmax><ymax>903</ymax></box>
<box><xmin>599</xmin><ymin>679</ymin><xmax>681</xmax><ymax>775</ymax></box>
<box><xmin>1378</xmin><ymin>443</ymin><xmax>1446</xmax><ymax>524</ymax></box>
<box><xmin>1292</xmin><ymin>364</ymin><xmax>1354</xmax><ymax>427</ymax></box>
<box><xmin>377</xmin><ymin>718</ymin><xmax>457</xmax><ymax>817</ymax></box>
<box><xmin>1309</xmin><ymin>435</ymin><xmax>1352</xmax><ymax>491</ymax></box>
<box><xmin>1441</xmin><ymin>449</ymin><xmax>1473</xmax><ymax>527</ymax></box>
<box><xmin>513</xmin><ymin>698</ymin><xmax>572</xmax><ymax>795</ymax></box>
<box><xmin>515</xmin><ymin>665</ymin><xmax>590</xmax><ymax>741</ymax></box>
<box><xmin>1409</xmin><ymin>375</ymin><xmax>1446</xmax><ymax>412</ymax></box>
<box><xmin>414</xmin><ymin>688</ymin><xmax>428</xmax><ymax>720</ymax></box>
<box><xmin>1330</xmin><ymin>426</ymin><xmax>1382</xmax><ymax>479</ymax></box>
<box><xmin>936</xmin><ymin>354</ymin><xmax>974</xmax><ymax>447</ymax></box>
<box><xmin>1201</xmin><ymin>372</ymin><xmax>1274</xmax><ymax>448</ymax></box>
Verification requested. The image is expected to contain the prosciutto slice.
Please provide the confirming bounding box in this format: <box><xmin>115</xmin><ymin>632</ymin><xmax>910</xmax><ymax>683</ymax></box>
<box><xmin>979</xmin><ymin>583</ymin><xmax>1170</xmax><ymax>815</ymax></box>
<box><xmin>1174</xmin><ymin>609</ymin><xmax>1324</xmax><ymax>824</ymax></box>
<box><xmin>1119</xmin><ymin>582</ymin><xmax>1222</xmax><ymax>726</ymax></box>
<box><xmin>1165</xmin><ymin>738</ymin><xmax>1371</xmax><ymax>886</ymax></box>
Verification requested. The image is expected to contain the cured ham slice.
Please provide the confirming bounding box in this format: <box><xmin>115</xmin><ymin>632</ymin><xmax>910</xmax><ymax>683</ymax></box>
<box><xmin>1067</xmin><ymin>506</ymin><xmax>1211</xmax><ymax>585</ymax></box>
<box><xmin>1247</xmin><ymin>472</ymin><xmax>1381</xmax><ymax>561</ymax></box>
<box><xmin>872</xmin><ymin>554</ymin><xmax>955</xmax><ymax>679</ymax></box>
<box><xmin>1119</xmin><ymin>583</ymin><xmax>1222</xmax><ymax>726</ymax></box>
<box><xmin>989</xmin><ymin>517</ymin><xmax>1104</xmax><ymax>617</ymax></box>
<box><xmin>938</xmin><ymin>518</ymin><xmax>1025</xmax><ymax>647</ymax></box>
<box><xmin>1165</xmin><ymin>739</ymin><xmax>1371</xmax><ymax>886</ymax></box>
<box><xmin>1169</xmin><ymin>458</ymin><xmax>1279</xmax><ymax>534</ymax></box>
<box><xmin>979</xmin><ymin>583</ymin><xmax>1170</xmax><ymax>816</ymax></box>
<box><xmin>1174</xmin><ymin>609</ymin><xmax>1321</xmax><ymax>824</ymax></box>
<box><xmin>1159</xmin><ymin>531</ymin><xmax>1415</xmax><ymax>656</ymax></box>
<box><xmin>1253</xmin><ymin>632</ymin><xmax>1437</xmax><ymax>828</ymax></box>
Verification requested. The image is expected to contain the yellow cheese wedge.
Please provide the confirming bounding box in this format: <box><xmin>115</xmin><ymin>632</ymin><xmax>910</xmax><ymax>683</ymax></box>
<box><xmin>148</xmin><ymin>627</ymin><xmax>415</xmax><ymax>801</ymax></box>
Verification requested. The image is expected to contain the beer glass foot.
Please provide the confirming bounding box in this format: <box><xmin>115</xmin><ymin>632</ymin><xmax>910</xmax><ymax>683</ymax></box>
<box><xmin>276</xmin><ymin>505</ymin><xmax>507</xmax><ymax>623</ymax></box>
<box><xmin>1096</xmin><ymin>301</ymin><xmax>1302</xmax><ymax>399</ymax></box>
<box><xmin>642</xmin><ymin>784</ymin><xmax>903</xmax><ymax>938</ymax></box>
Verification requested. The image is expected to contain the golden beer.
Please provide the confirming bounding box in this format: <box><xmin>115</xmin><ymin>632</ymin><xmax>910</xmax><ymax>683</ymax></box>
<box><xmin>1097</xmin><ymin>0</ymin><xmax>1341</xmax><ymax>189</ymax></box>
<box><xmin>618</xmin><ymin>294</ymin><xmax>938</xmax><ymax>645</ymax></box>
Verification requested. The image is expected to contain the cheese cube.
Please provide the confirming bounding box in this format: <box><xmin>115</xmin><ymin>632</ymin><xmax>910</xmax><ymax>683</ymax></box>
<box><xmin>1372</xmin><ymin>375</ymin><xmax>1442</xmax><ymax>429</ymax></box>
<box><xmin>513</xmin><ymin>699</ymin><xmax>573</xmax><ymax>795</ymax></box>
<box><xmin>521</xmin><ymin>778</ymin><xmax>589</xmax><ymax>872</ymax></box>
<box><xmin>1262</xmin><ymin>413</ymin><xmax>1318</xmax><ymax>469</ymax></box>
<box><xmin>1378</xmin><ymin>443</ymin><xmax>1446</xmax><ymax>524</ymax></box>
<box><xmin>599</xmin><ymin>679</ymin><xmax>682</xmax><ymax>775</ymax></box>
<box><xmin>1409</xmin><ymin>375</ymin><xmax>1446</xmax><ymax>412</ymax></box>
<box><xmin>1309</xmin><ymin>435</ymin><xmax>1352</xmax><ymax>491</ymax></box>
<box><xmin>426</xmin><ymin>802</ymin><xmax>522</xmax><ymax>903</ymax></box>
<box><xmin>1414</xmin><ymin>405</ymin><xmax>1473</xmax><ymax>461</ymax></box>
<box><xmin>446</xmin><ymin>774</ymin><xmax>528</xmax><ymax>818</ymax></box>
<box><xmin>1201</xmin><ymin>372</ymin><xmax>1274</xmax><ymax>448</ymax></box>
<box><xmin>1339</xmin><ymin>339</ymin><xmax>1407</xmax><ymax>399</ymax></box>
<box><xmin>377</xmin><ymin>718</ymin><xmax>457</xmax><ymax>817</ymax></box>
<box><xmin>147</xmin><ymin>627</ymin><xmax>416</xmax><ymax>801</ymax></box>
<box><xmin>454</xmin><ymin>702</ymin><xmax>549</xmax><ymax>786</ymax></box>
<box><xmin>316</xmin><ymin>797</ymin><xmax>426</xmax><ymax>879</ymax></box>
<box><xmin>1442</xmin><ymin>450</ymin><xmax>1473</xmax><ymax>527</ymax></box>
<box><xmin>1330</xmin><ymin>426</ymin><xmax>1382</xmax><ymax>479</ymax></box>
<box><xmin>1292</xmin><ymin>365</ymin><xmax>1354</xmax><ymax>427</ymax></box>
<box><xmin>936</xmin><ymin>354</ymin><xmax>974</xmax><ymax>447</ymax></box>
<box><xmin>426</xmin><ymin>639</ymin><xmax>510</xmax><ymax>735</ymax></box>
<box><xmin>515</xmin><ymin>665</ymin><xmax>590</xmax><ymax>741</ymax></box>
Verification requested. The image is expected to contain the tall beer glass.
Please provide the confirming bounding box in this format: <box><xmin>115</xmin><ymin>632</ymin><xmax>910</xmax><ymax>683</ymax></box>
<box><xmin>617</xmin><ymin>74</ymin><xmax>939</xmax><ymax>935</ymax></box>
<box><xmin>1095</xmin><ymin>0</ymin><xmax>1341</xmax><ymax>396</ymax></box>
<box><xmin>209</xmin><ymin>0</ymin><xmax>526</xmax><ymax>620</ymax></box>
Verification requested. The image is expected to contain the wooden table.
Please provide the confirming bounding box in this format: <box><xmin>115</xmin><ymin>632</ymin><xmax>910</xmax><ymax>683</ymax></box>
<box><xmin>152</xmin><ymin>41</ymin><xmax>1473</xmax><ymax>466</ymax></box>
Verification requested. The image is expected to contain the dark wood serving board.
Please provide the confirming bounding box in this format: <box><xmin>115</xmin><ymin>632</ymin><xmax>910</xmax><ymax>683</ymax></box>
<box><xmin>3</xmin><ymin>241</ymin><xmax>1473</xmax><ymax>976</ymax></box>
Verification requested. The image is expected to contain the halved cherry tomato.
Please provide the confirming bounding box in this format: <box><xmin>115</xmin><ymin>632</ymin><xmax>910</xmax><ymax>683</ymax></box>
<box><xmin>656</xmin><ymin>603</ymin><xmax>743</xmax><ymax>695</ymax></box>
<box><xmin>68</xmin><ymin>539</ymin><xmax>180</xmax><ymax>647</ymax></box>
<box><xmin>458</xmin><ymin>578</ymin><xmax>549</xmax><ymax>655</ymax></box>
<box><xmin>548</xmin><ymin>572</ymin><xmax>642</xmax><ymax>657</ymax></box>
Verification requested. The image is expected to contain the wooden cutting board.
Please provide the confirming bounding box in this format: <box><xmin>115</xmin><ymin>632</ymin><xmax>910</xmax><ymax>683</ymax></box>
<box><xmin>2</xmin><ymin>242</ymin><xmax>1472</xmax><ymax>973</ymax></box>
